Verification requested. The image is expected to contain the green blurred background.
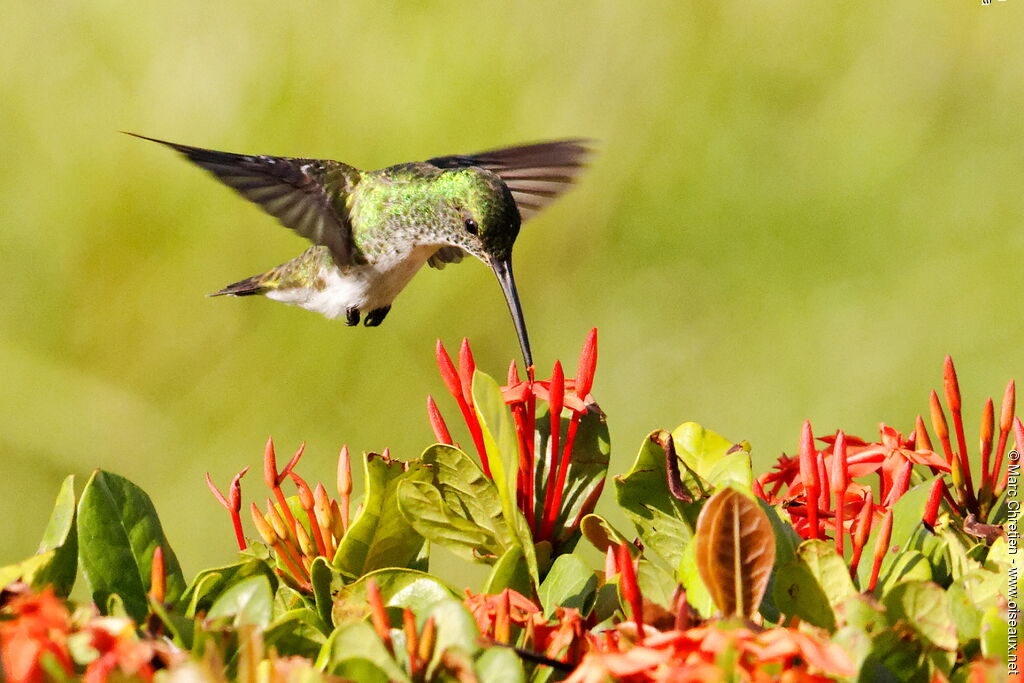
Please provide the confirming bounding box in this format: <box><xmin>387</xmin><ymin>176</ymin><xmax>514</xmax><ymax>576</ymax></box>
<box><xmin>2</xmin><ymin>2</ymin><xmax>1022</xmax><ymax>582</ymax></box>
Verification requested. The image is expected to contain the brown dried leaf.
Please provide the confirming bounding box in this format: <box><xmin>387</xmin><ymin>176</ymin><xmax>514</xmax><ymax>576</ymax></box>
<box><xmin>694</xmin><ymin>487</ymin><xmax>776</xmax><ymax>618</ymax></box>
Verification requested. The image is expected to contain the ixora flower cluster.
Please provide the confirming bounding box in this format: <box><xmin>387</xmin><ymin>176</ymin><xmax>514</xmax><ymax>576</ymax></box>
<box><xmin>1</xmin><ymin>334</ymin><xmax>1017</xmax><ymax>682</ymax></box>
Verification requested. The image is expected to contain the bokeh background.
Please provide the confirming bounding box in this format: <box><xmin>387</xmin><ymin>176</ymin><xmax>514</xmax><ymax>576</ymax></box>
<box><xmin>2</xmin><ymin>2</ymin><xmax>1022</xmax><ymax>583</ymax></box>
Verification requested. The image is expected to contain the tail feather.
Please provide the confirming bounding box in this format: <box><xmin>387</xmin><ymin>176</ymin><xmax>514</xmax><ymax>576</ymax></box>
<box><xmin>209</xmin><ymin>275</ymin><xmax>267</xmax><ymax>297</ymax></box>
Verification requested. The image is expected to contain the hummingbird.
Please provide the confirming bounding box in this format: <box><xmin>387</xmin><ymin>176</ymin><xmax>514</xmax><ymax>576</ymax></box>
<box><xmin>130</xmin><ymin>134</ymin><xmax>591</xmax><ymax>367</ymax></box>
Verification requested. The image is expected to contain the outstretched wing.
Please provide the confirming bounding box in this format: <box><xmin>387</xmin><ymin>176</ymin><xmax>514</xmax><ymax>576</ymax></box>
<box><xmin>129</xmin><ymin>133</ymin><xmax>360</xmax><ymax>265</ymax></box>
<box><xmin>427</xmin><ymin>139</ymin><xmax>593</xmax><ymax>221</ymax></box>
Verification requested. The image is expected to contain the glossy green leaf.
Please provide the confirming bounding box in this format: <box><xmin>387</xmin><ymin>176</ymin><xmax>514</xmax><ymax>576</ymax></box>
<box><xmin>636</xmin><ymin>558</ymin><xmax>677</xmax><ymax>611</ymax></box>
<box><xmin>76</xmin><ymin>469</ymin><xmax>185</xmax><ymax>621</ymax></box>
<box><xmin>798</xmin><ymin>540</ymin><xmax>856</xmax><ymax>611</ymax></box>
<box><xmin>538</xmin><ymin>554</ymin><xmax>597</xmax><ymax>617</ymax></box>
<box><xmin>475</xmin><ymin>646</ymin><xmax>525</xmax><ymax>683</ymax></box>
<box><xmin>615</xmin><ymin>431</ymin><xmax>697</xmax><ymax>569</ymax></box>
<box><xmin>0</xmin><ymin>477</ymin><xmax>79</xmax><ymax>594</ymax></box>
<box><xmin>483</xmin><ymin>545</ymin><xmax>532</xmax><ymax>597</ymax></box>
<box><xmin>317</xmin><ymin>621</ymin><xmax>409</xmax><ymax>683</ymax></box>
<box><xmin>671</xmin><ymin>422</ymin><xmax>752</xmax><ymax>491</ymax></box>
<box><xmin>148</xmin><ymin>598</ymin><xmax>195</xmax><ymax>649</ymax></box>
<box><xmin>333</xmin><ymin>452</ymin><xmax>431</xmax><ymax>578</ymax></box>
<box><xmin>207</xmin><ymin>575</ymin><xmax>273</xmax><ymax>628</ymax></box>
<box><xmin>421</xmin><ymin>444</ymin><xmax>514</xmax><ymax>546</ymax></box>
<box><xmin>397</xmin><ymin>480</ymin><xmax>500</xmax><ymax>561</ymax></box>
<box><xmin>883</xmin><ymin>580</ymin><xmax>957</xmax><ymax>651</ymax></box>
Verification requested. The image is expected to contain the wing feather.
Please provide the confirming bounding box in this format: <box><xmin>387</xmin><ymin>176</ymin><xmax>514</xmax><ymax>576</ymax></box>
<box><xmin>129</xmin><ymin>133</ymin><xmax>360</xmax><ymax>265</ymax></box>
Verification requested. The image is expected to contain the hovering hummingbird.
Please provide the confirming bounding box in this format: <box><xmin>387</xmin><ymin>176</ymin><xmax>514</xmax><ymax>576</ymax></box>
<box><xmin>130</xmin><ymin>133</ymin><xmax>592</xmax><ymax>367</ymax></box>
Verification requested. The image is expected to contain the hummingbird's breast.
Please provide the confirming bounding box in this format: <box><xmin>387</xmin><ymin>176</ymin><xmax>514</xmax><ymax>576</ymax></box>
<box><xmin>265</xmin><ymin>244</ymin><xmax>436</xmax><ymax>319</ymax></box>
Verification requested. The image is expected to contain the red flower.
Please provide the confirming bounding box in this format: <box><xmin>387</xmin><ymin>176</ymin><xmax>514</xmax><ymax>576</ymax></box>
<box><xmin>0</xmin><ymin>587</ymin><xmax>74</xmax><ymax>683</ymax></box>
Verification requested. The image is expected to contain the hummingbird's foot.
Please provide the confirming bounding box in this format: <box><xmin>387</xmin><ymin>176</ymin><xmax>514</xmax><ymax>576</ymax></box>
<box><xmin>345</xmin><ymin>307</ymin><xmax>361</xmax><ymax>326</ymax></box>
<box><xmin>364</xmin><ymin>305</ymin><xmax>391</xmax><ymax>327</ymax></box>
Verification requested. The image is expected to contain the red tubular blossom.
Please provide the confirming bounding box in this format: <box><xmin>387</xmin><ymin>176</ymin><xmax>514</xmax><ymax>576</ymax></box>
<box><xmin>980</xmin><ymin>398</ymin><xmax>994</xmax><ymax>490</ymax></box>
<box><xmin>849</xmin><ymin>493</ymin><xmax>873</xmax><ymax>576</ymax></box>
<box><xmin>458</xmin><ymin>338</ymin><xmax>476</xmax><ymax>402</ymax></box>
<box><xmin>993</xmin><ymin>381</ymin><xmax>1016</xmax><ymax>490</ymax></box>
<box><xmin>883</xmin><ymin>460</ymin><xmax>913</xmax><ymax>507</ymax></box>
<box><xmin>403</xmin><ymin>608</ymin><xmax>421</xmax><ymax>678</ymax></box>
<box><xmin>831</xmin><ymin>432</ymin><xmax>848</xmax><ymax>555</ymax></box>
<box><xmin>799</xmin><ymin>421</ymin><xmax>820</xmax><ymax>540</ymax></box>
<box><xmin>923</xmin><ymin>478</ymin><xmax>945</xmax><ymax>528</ymax></box>
<box><xmin>914</xmin><ymin>415</ymin><xmax>933</xmax><ymax>452</ymax></box>
<box><xmin>337</xmin><ymin>445</ymin><xmax>352</xmax><ymax>533</ymax></box>
<box><xmin>604</xmin><ymin>545</ymin><xmax>616</xmax><ymax>580</ymax></box>
<box><xmin>541</xmin><ymin>361</ymin><xmax>566</xmax><ymax>539</ymax></box>
<box><xmin>435</xmin><ymin>340</ymin><xmax>462</xmax><ymax>398</ymax></box>
<box><xmin>149</xmin><ymin>546</ymin><xmax>165</xmax><ymax>604</ymax></box>
<box><xmin>426</xmin><ymin>395</ymin><xmax>454</xmax><ymax>445</ymax></box>
<box><xmin>436</xmin><ymin>340</ymin><xmax>489</xmax><ymax>476</ymax></box>
<box><xmin>617</xmin><ymin>541</ymin><xmax>645</xmax><ymax>638</ymax></box>
<box><xmin>575</xmin><ymin>328</ymin><xmax>598</xmax><ymax>399</ymax></box>
<box><xmin>206</xmin><ymin>468</ymin><xmax>250</xmax><ymax>550</ymax></box>
<box><xmin>944</xmin><ymin>357</ymin><xmax>977</xmax><ymax>506</ymax></box>
<box><xmin>290</xmin><ymin>472</ymin><xmax>328</xmax><ymax>558</ymax></box>
<box><xmin>366</xmin><ymin>579</ymin><xmax>393</xmax><ymax>654</ymax></box>
<box><xmin>867</xmin><ymin>509</ymin><xmax>894</xmax><ymax>592</ymax></box>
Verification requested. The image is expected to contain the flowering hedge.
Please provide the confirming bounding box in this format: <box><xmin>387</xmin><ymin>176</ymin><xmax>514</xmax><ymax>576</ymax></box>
<box><xmin>1</xmin><ymin>333</ymin><xmax>1017</xmax><ymax>682</ymax></box>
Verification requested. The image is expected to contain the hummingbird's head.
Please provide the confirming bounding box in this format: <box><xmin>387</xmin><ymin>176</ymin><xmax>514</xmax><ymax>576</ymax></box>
<box><xmin>439</xmin><ymin>167</ymin><xmax>521</xmax><ymax>263</ymax></box>
<box><xmin>438</xmin><ymin>168</ymin><xmax>532</xmax><ymax>367</ymax></box>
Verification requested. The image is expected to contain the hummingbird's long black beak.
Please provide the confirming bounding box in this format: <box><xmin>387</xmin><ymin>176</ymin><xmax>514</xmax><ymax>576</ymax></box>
<box><xmin>490</xmin><ymin>257</ymin><xmax>533</xmax><ymax>368</ymax></box>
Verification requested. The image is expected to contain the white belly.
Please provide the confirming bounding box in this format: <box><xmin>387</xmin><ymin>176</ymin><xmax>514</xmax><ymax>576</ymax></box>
<box><xmin>266</xmin><ymin>246</ymin><xmax>434</xmax><ymax>320</ymax></box>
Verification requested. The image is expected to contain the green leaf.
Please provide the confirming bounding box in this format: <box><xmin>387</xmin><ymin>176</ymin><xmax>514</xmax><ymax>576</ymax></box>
<box><xmin>475</xmin><ymin>646</ymin><xmax>525</xmax><ymax>683</ymax></box>
<box><xmin>425</xmin><ymin>598</ymin><xmax>481</xmax><ymax>677</ymax></box>
<box><xmin>397</xmin><ymin>444</ymin><xmax>517</xmax><ymax>563</ymax></box>
<box><xmin>882</xmin><ymin>581</ymin><xmax>957</xmax><ymax>651</ymax></box>
<box><xmin>772</xmin><ymin>559</ymin><xmax>836</xmax><ymax>631</ymax></box>
<box><xmin>472</xmin><ymin>371</ymin><xmax>520</xmax><ymax>524</ymax></box>
<box><xmin>671</xmin><ymin>422</ymin><xmax>752</xmax><ymax>491</ymax></box>
<box><xmin>530</xmin><ymin>405</ymin><xmax>610</xmax><ymax>544</ymax></box>
<box><xmin>265</xmin><ymin>608</ymin><xmax>328</xmax><ymax>659</ymax></box>
<box><xmin>538</xmin><ymin>554</ymin><xmax>597</xmax><ymax>617</ymax></box>
<box><xmin>181</xmin><ymin>558</ymin><xmax>277</xmax><ymax>617</ymax></box>
<box><xmin>148</xmin><ymin>599</ymin><xmax>195</xmax><ymax>649</ymax></box>
<box><xmin>979</xmin><ymin>604</ymin><xmax>1010</xmax><ymax>664</ymax></box>
<box><xmin>677</xmin><ymin>539</ymin><xmax>714</xmax><ymax>618</ymax></box>
<box><xmin>879</xmin><ymin>549</ymin><xmax>932</xmax><ymax>594</ymax></box>
<box><xmin>76</xmin><ymin>469</ymin><xmax>185</xmax><ymax>621</ymax></box>
<box><xmin>636</xmin><ymin>559</ymin><xmax>677</xmax><ymax>610</ymax></box>
<box><xmin>317</xmin><ymin>621</ymin><xmax>409</xmax><ymax>683</ymax></box>
<box><xmin>946</xmin><ymin>583</ymin><xmax>981</xmax><ymax>644</ymax></box>
<box><xmin>0</xmin><ymin>477</ymin><xmax>79</xmax><ymax>595</ymax></box>
<box><xmin>579</xmin><ymin>513</ymin><xmax>631</xmax><ymax>554</ymax></box>
<box><xmin>483</xmin><ymin>545</ymin><xmax>532</xmax><ymax>597</ymax></box>
<box><xmin>207</xmin><ymin>575</ymin><xmax>274</xmax><ymax>628</ymax></box>
<box><xmin>332</xmin><ymin>569</ymin><xmax>459</xmax><ymax>626</ymax></box>
<box><xmin>310</xmin><ymin>556</ymin><xmax>334</xmax><ymax>629</ymax></box>
<box><xmin>333</xmin><ymin>452</ymin><xmax>431</xmax><ymax>578</ymax></box>
<box><xmin>798</xmin><ymin>539</ymin><xmax>857</xmax><ymax>611</ymax></box>
<box><xmin>615</xmin><ymin>431</ymin><xmax>697</xmax><ymax>569</ymax></box>
<box><xmin>397</xmin><ymin>479</ymin><xmax>498</xmax><ymax>561</ymax></box>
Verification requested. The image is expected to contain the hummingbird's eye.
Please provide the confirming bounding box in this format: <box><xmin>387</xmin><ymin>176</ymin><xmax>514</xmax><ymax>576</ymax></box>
<box><xmin>464</xmin><ymin>218</ymin><xmax>479</xmax><ymax>235</ymax></box>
